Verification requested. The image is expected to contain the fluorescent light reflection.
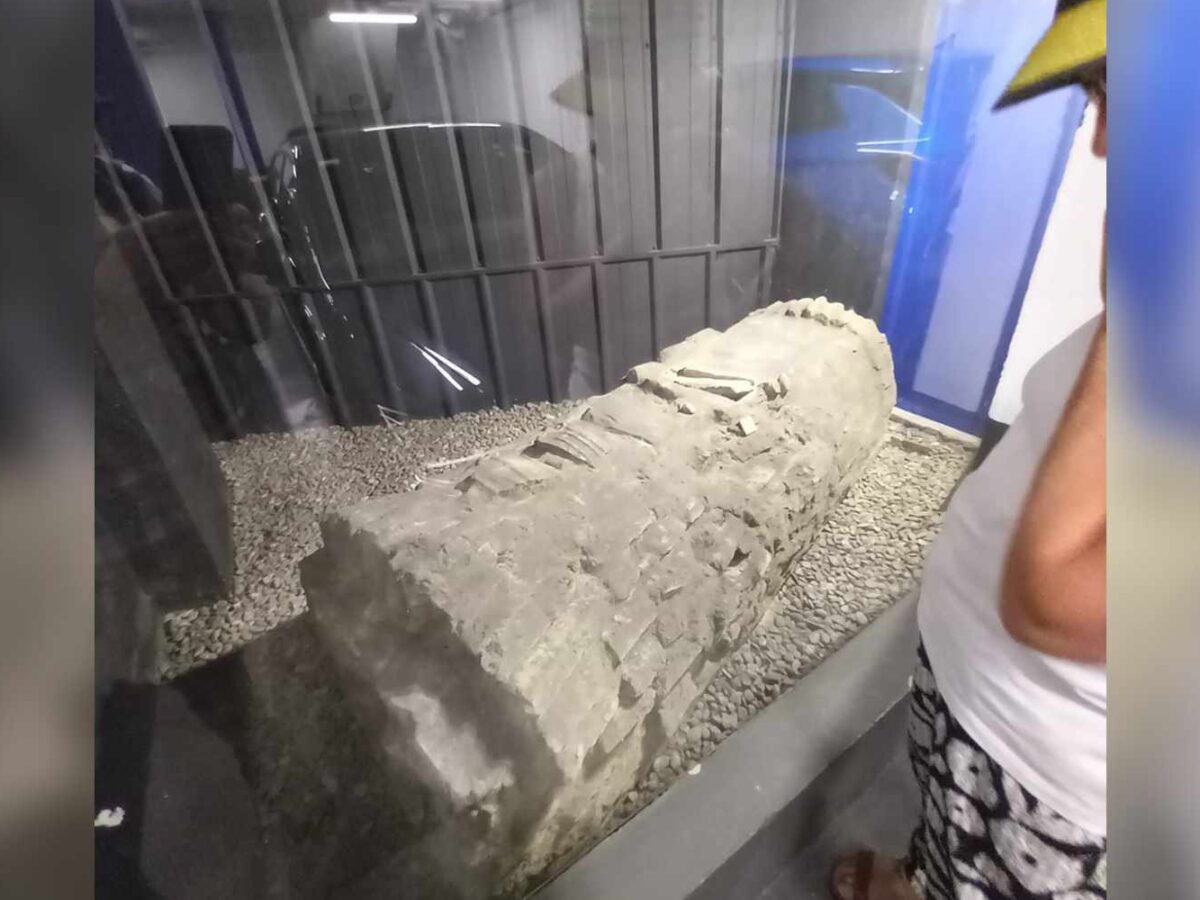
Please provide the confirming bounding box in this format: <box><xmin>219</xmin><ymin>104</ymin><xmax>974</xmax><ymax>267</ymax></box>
<box><xmin>362</xmin><ymin>122</ymin><xmax>502</xmax><ymax>133</ymax></box>
<box><xmin>329</xmin><ymin>11</ymin><xmax>418</xmax><ymax>25</ymax></box>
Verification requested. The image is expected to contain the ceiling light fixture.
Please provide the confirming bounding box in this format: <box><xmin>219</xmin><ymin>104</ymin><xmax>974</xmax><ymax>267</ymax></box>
<box><xmin>328</xmin><ymin>11</ymin><xmax>418</xmax><ymax>25</ymax></box>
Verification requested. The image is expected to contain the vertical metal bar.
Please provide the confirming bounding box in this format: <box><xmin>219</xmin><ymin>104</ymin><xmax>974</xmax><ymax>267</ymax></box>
<box><xmin>417</xmin><ymin>280</ymin><xmax>456</xmax><ymax>415</ymax></box>
<box><xmin>575</xmin><ymin>0</ymin><xmax>606</xmax><ymax>255</ymax></box>
<box><xmin>347</xmin><ymin>14</ymin><xmax>424</xmax><ymax>274</ymax></box>
<box><xmin>500</xmin><ymin>0</ymin><xmax>559</xmax><ymax>400</ymax></box>
<box><xmin>771</xmin><ymin>0</ymin><xmax>796</xmax><ymax>240</ymax></box>
<box><xmin>266</xmin><ymin>0</ymin><xmax>403</xmax><ymax>417</ymax></box>
<box><xmin>531</xmin><ymin>270</ymin><xmax>559</xmax><ymax>401</ymax></box>
<box><xmin>418</xmin><ymin>0</ymin><xmax>483</xmax><ymax>268</ymax></box>
<box><xmin>500</xmin><ymin>0</ymin><xmax>546</xmax><ymax>263</ymax></box>
<box><xmin>590</xmin><ymin>260</ymin><xmax>611</xmax><ymax>391</ymax></box>
<box><xmin>294</xmin><ymin>291</ymin><xmax>354</xmax><ymax>426</ymax></box>
<box><xmin>352</xmin><ymin>29</ymin><xmax>457</xmax><ymax>415</ymax></box>
<box><xmin>109</xmin><ymin>0</ymin><xmax>266</xmax><ymax>347</ymax></box>
<box><xmin>188</xmin><ymin>0</ymin><xmax>352</xmax><ymax>427</ymax></box>
<box><xmin>712</xmin><ymin>0</ymin><xmax>726</xmax><ymax>246</ymax></box>
<box><xmin>647</xmin><ymin>0</ymin><xmax>664</xmax><ymax>250</ymax></box>
<box><xmin>758</xmin><ymin>244</ymin><xmax>775</xmax><ymax>307</ymax></box>
<box><xmin>475</xmin><ymin>273</ymin><xmax>510</xmax><ymax>408</ymax></box>
<box><xmin>95</xmin><ymin>138</ymin><xmax>242</xmax><ymax>439</ymax></box>
<box><xmin>704</xmin><ymin>248</ymin><xmax>716</xmax><ymax>328</ymax></box>
<box><xmin>648</xmin><ymin>255</ymin><xmax>661</xmax><ymax>357</ymax></box>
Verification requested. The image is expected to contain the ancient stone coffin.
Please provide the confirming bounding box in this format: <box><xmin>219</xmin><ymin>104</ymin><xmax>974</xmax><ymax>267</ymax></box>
<box><xmin>300</xmin><ymin>298</ymin><xmax>895</xmax><ymax>894</ymax></box>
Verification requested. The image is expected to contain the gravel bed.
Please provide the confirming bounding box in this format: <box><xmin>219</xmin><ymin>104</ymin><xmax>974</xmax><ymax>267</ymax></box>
<box><xmin>160</xmin><ymin>402</ymin><xmax>576</xmax><ymax>680</ymax></box>
<box><xmin>607</xmin><ymin>417</ymin><xmax>973</xmax><ymax>822</ymax></box>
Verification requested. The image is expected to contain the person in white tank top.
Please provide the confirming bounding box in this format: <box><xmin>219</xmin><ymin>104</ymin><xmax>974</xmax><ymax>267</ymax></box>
<box><xmin>831</xmin><ymin>3</ymin><xmax>1108</xmax><ymax>898</ymax></box>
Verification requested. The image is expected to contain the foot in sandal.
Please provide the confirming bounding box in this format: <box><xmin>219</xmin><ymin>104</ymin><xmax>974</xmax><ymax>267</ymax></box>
<box><xmin>829</xmin><ymin>850</ymin><xmax>918</xmax><ymax>900</ymax></box>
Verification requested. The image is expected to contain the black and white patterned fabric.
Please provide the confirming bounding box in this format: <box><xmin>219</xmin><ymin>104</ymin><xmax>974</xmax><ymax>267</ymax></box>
<box><xmin>906</xmin><ymin>644</ymin><xmax>1107</xmax><ymax>899</ymax></box>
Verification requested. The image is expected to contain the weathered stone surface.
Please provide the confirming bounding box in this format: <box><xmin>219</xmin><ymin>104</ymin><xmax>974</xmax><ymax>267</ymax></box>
<box><xmin>300</xmin><ymin>298</ymin><xmax>895</xmax><ymax>894</ymax></box>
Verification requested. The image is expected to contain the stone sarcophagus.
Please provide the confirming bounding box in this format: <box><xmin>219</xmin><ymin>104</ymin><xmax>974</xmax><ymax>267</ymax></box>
<box><xmin>300</xmin><ymin>298</ymin><xmax>895</xmax><ymax>894</ymax></box>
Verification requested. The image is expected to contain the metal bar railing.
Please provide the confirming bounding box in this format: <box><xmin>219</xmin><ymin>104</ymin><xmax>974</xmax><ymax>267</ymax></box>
<box><xmin>762</xmin><ymin>0</ymin><xmax>796</xmax><ymax>308</ymax></box>
<box><xmin>760</xmin><ymin>243</ymin><xmax>778</xmax><ymax>308</ymax></box>
<box><xmin>167</xmin><ymin>239</ymin><xmax>778</xmax><ymax>306</ymax></box>
<box><xmin>704</xmin><ymin>247</ymin><xmax>717</xmax><ymax>328</ymax></box>
<box><xmin>267</xmin><ymin>0</ymin><xmax>404</xmax><ymax>419</ymax></box>
<box><xmin>96</xmin><ymin>137</ymin><xmax>243</xmax><ymax>439</ymax></box>
<box><xmin>530</xmin><ymin>266</ymin><xmax>558</xmax><ymax>401</ymax></box>
<box><xmin>771</xmin><ymin>0</ymin><xmax>796</xmax><ymax>243</ymax></box>
<box><xmin>188</xmin><ymin>0</ymin><xmax>353</xmax><ymax>427</ymax></box>
<box><xmin>498</xmin><ymin>2</ymin><xmax>543</xmax><ymax>263</ymax></box>
<box><xmin>648</xmin><ymin>255</ymin><xmax>661</xmax><ymax>357</ymax></box>
<box><xmin>590</xmin><ymin>260</ymin><xmax>611</xmax><ymax>391</ymax></box>
<box><xmin>500</xmin><ymin>0</ymin><xmax>559</xmax><ymax>402</ymax></box>
<box><xmin>110</xmin><ymin>0</ymin><xmax>268</xmax><ymax>361</ymax></box>
<box><xmin>712</xmin><ymin>0</ymin><xmax>726</xmax><ymax>247</ymax></box>
<box><xmin>647</xmin><ymin>0</ymin><xmax>664</xmax><ymax>253</ymax></box>
<box><xmin>474</xmin><ymin>272</ymin><xmax>510</xmax><ymax>407</ymax></box>
<box><xmin>575</xmin><ymin>0</ymin><xmax>606</xmax><ymax>256</ymax></box>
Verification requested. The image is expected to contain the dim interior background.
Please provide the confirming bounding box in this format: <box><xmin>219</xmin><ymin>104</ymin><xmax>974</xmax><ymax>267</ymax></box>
<box><xmin>96</xmin><ymin>0</ymin><xmax>1097</xmax><ymax>442</ymax></box>
<box><xmin>93</xmin><ymin>0</ymin><xmax>1105</xmax><ymax>895</ymax></box>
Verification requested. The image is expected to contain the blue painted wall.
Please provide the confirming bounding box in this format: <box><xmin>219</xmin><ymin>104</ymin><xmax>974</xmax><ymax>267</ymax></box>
<box><xmin>880</xmin><ymin>0</ymin><xmax>1085</xmax><ymax>434</ymax></box>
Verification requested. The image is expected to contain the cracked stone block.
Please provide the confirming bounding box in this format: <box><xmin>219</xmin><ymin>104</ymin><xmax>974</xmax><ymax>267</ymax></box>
<box><xmin>300</xmin><ymin>298</ymin><xmax>895</xmax><ymax>895</ymax></box>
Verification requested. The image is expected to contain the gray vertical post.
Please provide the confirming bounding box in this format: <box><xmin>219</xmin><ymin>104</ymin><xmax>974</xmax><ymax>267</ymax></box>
<box><xmin>266</xmin><ymin>0</ymin><xmax>405</xmax><ymax>418</ymax></box>
<box><xmin>705</xmin><ymin>247</ymin><xmax>717</xmax><ymax>328</ymax></box>
<box><xmin>771</xmin><ymin>0</ymin><xmax>796</xmax><ymax>242</ymax></box>
<box><xmin>418</xmin><ymin>0</ymin><xmax>483</xmax><ymax>269</ymax></box>
<box><xmin>712</xmin><ymin>0</ymin><xmax>726</xmax><ymax>247</ymax></box>
<box><xmin>188</xmin><ymin>0</ymin><xmax>353</xmax><ymax>426</ymax></box>
<box><xmin>417</xmin><ymin>278</ymin><xmax>457</xmax><ymax>417</ymax></box>
<box><xmin>475</xmin><ymin>273</ymin><xmax>510</xmax><ymax>407</ymax></box>
<box><xmin>531</xmin><ymin>267</ymin><xmax>559</xmax><ymax>401</ymax></box>
<box><xmin>648</xmin><ymin>255</ymin><xmax>661</xmax><ymax>357</ymax></box>
<box><xmin>591</xmin><ymin>260</ymin><xmax>611</xmax><ymax>391</ymax></box>
<box><xmin>109</xmin><ymin>0</ymin><xmax>268</xmax><ymax>351</ymax></box>
<box><xmin>575</xmin><ymin>0</ymin><xmax>606</xmax><ymax>255</ymax></box>
<box><xmin>97</xmin><ymin>138</ymin><xmax>242</xmax><ymax>439</ymax></box>
<box><xmin>501</xmin><ymin>0</ymin><xmax>559</xmax><ymax>403</ymax></box>
<box><xmin>497</xmin><ymin>2</ymin><xmax>543</xmax><ymax>262</ymax></box>
<box><xmin>759</xmin><ymin>243</ymin><xmax>775</xmax><ymax>307</ymax></box>
<box><xmin>349</xmin><ymin>13</ymin><xmax>466</xmax><ymax>415</ymax></box>
<box><xmin>648</xmin><ymin>0</ymin><xmax>664</xmax><ymax>252</ymax></box>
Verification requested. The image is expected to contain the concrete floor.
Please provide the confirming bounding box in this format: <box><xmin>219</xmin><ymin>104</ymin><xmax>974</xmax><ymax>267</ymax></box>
<box><xmin>757</xmin><ymin>738</ymin><xmax>919</xmax><ymax>900</ymax></box>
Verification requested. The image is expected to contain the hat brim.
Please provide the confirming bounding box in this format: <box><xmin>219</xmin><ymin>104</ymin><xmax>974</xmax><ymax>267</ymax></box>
<box><xmin>995</xmin><ymin>0</ymin><xmax>1106</xmax><ymax>110</ymax></box>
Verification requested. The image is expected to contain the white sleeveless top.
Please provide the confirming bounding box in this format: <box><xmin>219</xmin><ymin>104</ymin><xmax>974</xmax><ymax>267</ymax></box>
<box><xmin>918</xmin><ymin>317</ymin><xmax>1107</xmax><ymax>836</ymax></box>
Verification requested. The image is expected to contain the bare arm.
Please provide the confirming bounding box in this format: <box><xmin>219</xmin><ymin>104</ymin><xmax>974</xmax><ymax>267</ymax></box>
<box><xmin>1000</xmin><ymin>319</ymin><xmax>1107</xmax><ymax>663</ymax></box>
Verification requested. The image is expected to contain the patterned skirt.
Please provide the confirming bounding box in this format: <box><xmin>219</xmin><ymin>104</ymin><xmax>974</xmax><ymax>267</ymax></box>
<box><xmin>907</xmin><ymin>644</ymin><xmax>1107</xmax><ymax>899</ymax></box>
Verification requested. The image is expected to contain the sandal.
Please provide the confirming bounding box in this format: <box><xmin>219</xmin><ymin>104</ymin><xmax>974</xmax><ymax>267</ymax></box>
<box><xmin>829</xmin><ymin>850</ymin><xmax>914</xmax><ymax>900</ymax></box>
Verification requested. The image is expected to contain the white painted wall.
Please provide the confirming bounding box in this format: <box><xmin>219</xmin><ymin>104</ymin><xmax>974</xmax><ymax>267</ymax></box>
<box><xmin>139</xmin><ymin>23</ymin><xmax>299</xmax><ymax>166</ymax></box>
<box><xmin>988</xmin><ymin>103</ymin><xmax>1106</xmax><ymax>424</ymax></box>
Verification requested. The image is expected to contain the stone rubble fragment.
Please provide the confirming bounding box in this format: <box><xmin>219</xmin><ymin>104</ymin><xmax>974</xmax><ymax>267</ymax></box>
<box><xmin>300</xmin><ymin>298</ymin><xmax>896</xmax><ymax>893</ymax></box>
<box><xmin>734</xmin><ymin>416</ymin><xmax>758</xmax><ymax>437</ymax></box>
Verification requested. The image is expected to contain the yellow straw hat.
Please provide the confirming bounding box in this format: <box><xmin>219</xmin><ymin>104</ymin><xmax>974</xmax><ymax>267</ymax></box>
<box><xmin>995</xmin><ymin>0</ymin><xmax>1107</xmax><ymax>110</ymax></box>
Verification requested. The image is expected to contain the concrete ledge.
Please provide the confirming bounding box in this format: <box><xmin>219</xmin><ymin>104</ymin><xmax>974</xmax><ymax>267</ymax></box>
<box><xmin>536</xmin><ymin>591</ymin><xmax>918</xmax><ymax>900</ymax></box>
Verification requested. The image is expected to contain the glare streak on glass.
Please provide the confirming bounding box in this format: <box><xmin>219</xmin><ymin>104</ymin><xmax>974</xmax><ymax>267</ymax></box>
<box><xmin>412</xmin><ymin>343</ymin><xmax>465</xmax><ymax>391</ymax></box>
<box><xmin>423</xmin><ymin>346</ymin><xmax>482</xmax><ymax>387</ymax></box>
